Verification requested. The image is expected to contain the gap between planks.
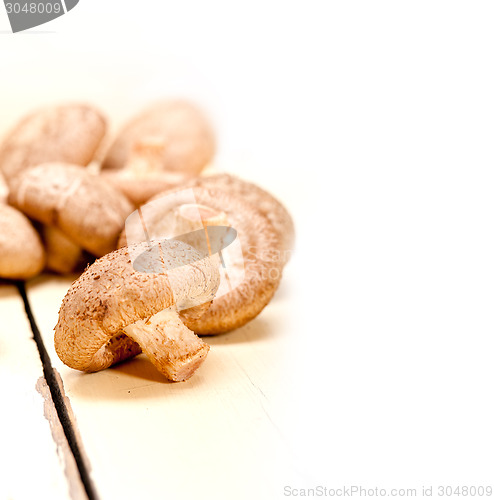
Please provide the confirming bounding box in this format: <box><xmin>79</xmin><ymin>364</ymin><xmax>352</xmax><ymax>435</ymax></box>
<box><xmin>16</xmin><ymin>282</ymin><xmax>99</xmax><ymax>500</ymax></box>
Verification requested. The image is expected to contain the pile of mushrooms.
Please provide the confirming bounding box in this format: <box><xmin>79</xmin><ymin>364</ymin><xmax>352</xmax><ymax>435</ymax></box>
<box><xmin>0</xmin><ymin>99</ymin><xmax>294</xmax><ymax>382</ymax></box>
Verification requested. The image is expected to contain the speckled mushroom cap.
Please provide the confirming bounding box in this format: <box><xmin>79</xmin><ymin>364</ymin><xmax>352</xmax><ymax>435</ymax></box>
<box><xmin>101</xmin><ymin>99</ymin><xmax>215</xmax><ymax>175</ymax></box>
<box><xmin>54</xmin><ymin>240</ymin><xmax>220</xmax><ymax>372</ymax></box>
<box><xmin>0</xmin><ymin>103</ymin><xmax>106</xmax><ymax>184</ymax></box>
<box><xmin>8</xmin><ymin>162</ymin><xmax>133</xmax><ymax>257</ymax></box>
<box><xmin>184</xmin><ymin>173</ymin><xmax>295</xmax><ymax>262</ymax></box>
<box><xmin>0</xmin><ymin>204</ymin><xmax>45</xmax><ymax>280</ymax></box>
<box><xmin>121</xmin><ymin>186</ymin><xmax>284</xmax><ymax>334</ymax></box>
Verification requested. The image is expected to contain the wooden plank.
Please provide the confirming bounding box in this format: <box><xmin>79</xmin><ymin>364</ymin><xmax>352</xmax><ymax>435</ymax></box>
<box><xmin>0</xmin><ymin>283</ymin><xmax>85</xmax><ymax>500</ymax></box>
<box><xmin>26</xmin><ymin>271</ymin><xmax>299</xmax><ymax>500</ymax></box>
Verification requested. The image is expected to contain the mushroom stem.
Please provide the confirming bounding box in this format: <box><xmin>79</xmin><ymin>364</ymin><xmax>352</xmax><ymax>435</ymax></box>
<box><xmin>174</xmin><ymin>203</ymin><xmax>234</xmax><ymax>295</ymax></box>
<box><xmin>123</xmin><ymin>307</ymin><xmax>210</xmax><ymax>381</ymax></box>
<box><xmin>176</xmin><ymin>203</ymin><xmax>228</xmax><ymax>228</ymax></box>
<box><xmin>0</xmin><ymin>172</ymin><xmax>8</xmax><ymax>204</ymax></box>
<box><xmin>109</xmin><ymin>138</ymin><xmax>192</xmax><ymax>205</ymax></box>
<box><xmin>43</xmin><ymin>225</ymin><xmax>85</xmax><ymax>274</ymax></box>
<box><xmin>174</xmin><ymin>203</ymin><xmax>229</xmax><ymax>257</ymax></box>
<box><xmin>124</xmin><ymin>137</ymin><xmax>166</xmax><ymax>177</ymax></box>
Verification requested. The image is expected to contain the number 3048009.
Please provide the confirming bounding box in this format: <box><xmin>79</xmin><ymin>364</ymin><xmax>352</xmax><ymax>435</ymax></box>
<box><xmin>5</xmin><ymin>3</ymin><xmax>62</xmax><ymax>14</ymax></box>
<box><xmin>438</xmin><ymin>486</ymin><xmax>493</xmax><ymax>496</ymax></box>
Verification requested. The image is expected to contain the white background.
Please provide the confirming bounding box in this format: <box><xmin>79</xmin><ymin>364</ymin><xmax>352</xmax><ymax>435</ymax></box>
<box><xmin>2</xmin><ymin>1</ymin><xmax>494</xmax><ymax>496</ymax></box>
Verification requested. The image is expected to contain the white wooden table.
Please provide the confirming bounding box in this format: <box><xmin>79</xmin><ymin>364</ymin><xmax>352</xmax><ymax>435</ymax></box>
<box><xmin>0</xmin><ymin>24</ymin><xmax>305</xmax><ymax>498</ymax></box>
<box><xmin>1</xmin><ymin>259</ymin><xmax>298</xmax><ymax>500</ymax></box>
<box><xmin>0</xmin><ymin>283</ymin><xmax>83</xmax><ymax>500</ymax></box>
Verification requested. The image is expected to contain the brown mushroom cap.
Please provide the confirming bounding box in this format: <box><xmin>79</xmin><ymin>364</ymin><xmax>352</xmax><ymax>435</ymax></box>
<box><xmin>55</xmin><ymin>240</ymin><xmax>220</xmax><ymax>380</ymax></box>
<box><xmin>184</xmin><ymin>173</ymin><xmax>295</xmax><ymax>262</ymax></box>
<box><xmin>0</xmin><ymin>103</ymin><xmax>106</xmax><ymax>184</ymax></box>
<box><xmin>0</xmin><ymin>204</ymin><xmax>45</xmax><ymax>280</ymax></box>
<box><xmin>121</xmin><ymin>186</ymin><xmax>284</xmax><ymax>334</ymax></box>
<box><xmin>101</xmin><ymin>99</ymin><xmax>215</xmax><ymax>176</ymax></box>
<box><xmin>8</xmin><ymin>163</ymin><xmax>133</xmax><ymax>257</ymax></box>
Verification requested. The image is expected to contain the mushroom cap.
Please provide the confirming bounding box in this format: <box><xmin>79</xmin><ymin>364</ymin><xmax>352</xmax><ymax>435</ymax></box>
<box><xmin>101</xmin><ymin>99</ymin><xmax>215</xmax><ymax>175</ymax></box>
<box><xmin>184</xmin><ymin>173</ymin><xmax>295</xmax><ymax>261</ymax></box>
<box><xmin>121</xmin><ymin>186</ymin><xmax>284</xmax><ymax>334</ymax></box>
<box><xmin>0</xmin><ymin>204</ymin><xmax>45</xmax><ymax>280</ymax></box>
<box><xmin>8</xmin><ymin>163</ymin><xmax>133</xmax><ymax>257</ymax></box>
<box><xmin>0</xmin><ymin>103</ymin><xmax>106</xmax><ymax>184</ymax></box>
<box><xmin>54</xmin><ymin>240</ymin><xmax>220</xmax><ymax>371</ymax></box>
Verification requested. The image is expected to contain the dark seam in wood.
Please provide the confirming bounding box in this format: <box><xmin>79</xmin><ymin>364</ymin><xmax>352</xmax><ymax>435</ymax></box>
<box><xmin>16</xmin><ymin>281</ymin><xmax>99</xmax><ymax>500</ymax></box>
